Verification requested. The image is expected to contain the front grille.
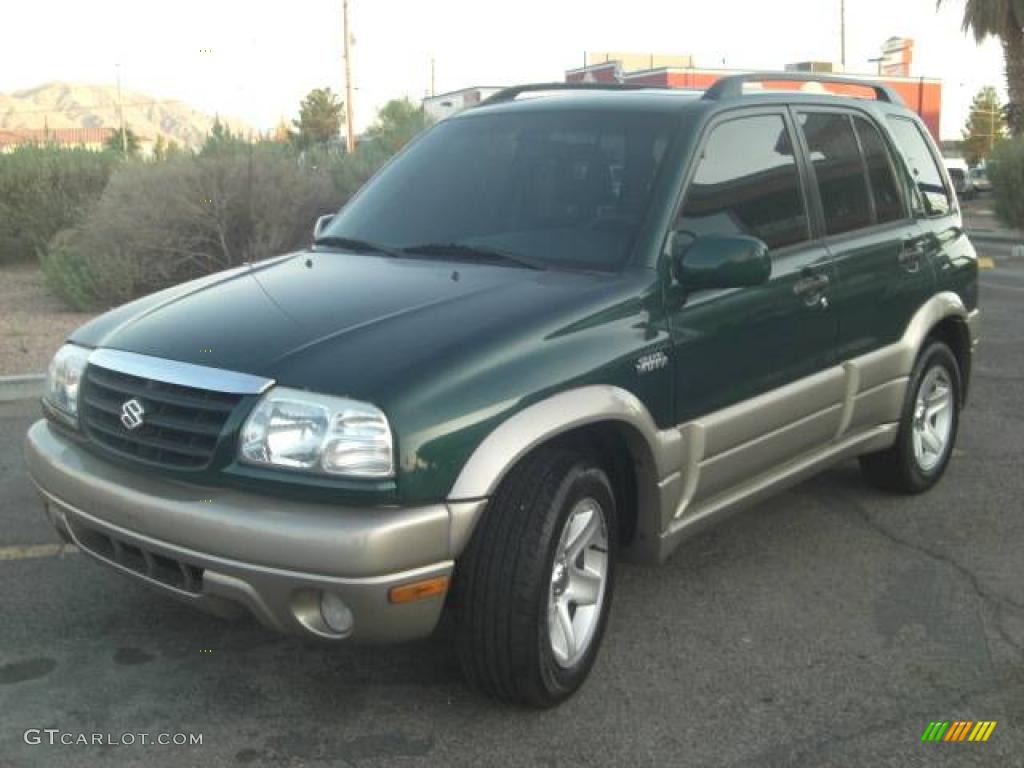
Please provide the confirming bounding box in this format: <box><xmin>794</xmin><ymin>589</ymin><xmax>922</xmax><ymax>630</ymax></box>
<box><xmin>68</xmin><ymin>516</ymin><xmax>204</xmax><ymax>594</ymax></box>
<box><xmin>80</xmin><ymin>364</ymin><xmax>242</xmax><ymax>469</ymax></box>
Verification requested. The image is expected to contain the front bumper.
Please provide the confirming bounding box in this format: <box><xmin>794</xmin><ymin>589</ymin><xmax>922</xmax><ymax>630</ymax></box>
<box><xmin>24</xmin><ymin>420</ymin><xmax>458</xmax><ymax>643</ymax></box>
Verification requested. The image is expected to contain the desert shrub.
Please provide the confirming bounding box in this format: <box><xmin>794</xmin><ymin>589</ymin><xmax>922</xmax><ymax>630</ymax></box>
<box><xmin>988</xmin><ymin>137</ymin><xmax>1024</xmax><ymax>229</ymax></box>
<box><xmin>42</xmin><ymin>142</ymin><xmax>340</xmax><ymax>309</ymax></box>
<box><xmin>324</xmin><ymin>141</ymin><xmax>392</xmax><ymax>202</ymax></box>
<box><xmin>0</xmin><ymin>145</ymin><xmax>118</xmax><ymax>263</ymax></box>
<box><xmin>39</xmin><ymin>230</ymin><xmax>126</xmax><ymax>311</ymax></box>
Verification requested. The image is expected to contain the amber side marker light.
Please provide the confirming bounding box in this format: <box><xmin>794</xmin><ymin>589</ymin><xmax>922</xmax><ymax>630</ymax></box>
<box><xmin>389</xmin><ymin>576</ymin><xmax>450</xmax><ymax>604</ymax></box>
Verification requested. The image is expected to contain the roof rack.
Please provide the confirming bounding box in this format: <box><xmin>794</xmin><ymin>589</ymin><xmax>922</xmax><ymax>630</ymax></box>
<box><xmin>478</xmin><ymin>81</ymin><xmax>667</xmax><ymax>107</ymax></box>
<box><xmin>703</xmin><ymin>72</ymin><xmax>904</xmax><ymax>105</ymax></box>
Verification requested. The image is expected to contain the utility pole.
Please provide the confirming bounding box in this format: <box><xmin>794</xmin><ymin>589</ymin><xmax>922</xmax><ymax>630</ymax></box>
<box><xmin>430</xmin><ymin>57</ymin><xmax>436</xmax><ymax>98</ymax></box>
<box><xmin>343</xmin><ymin>0</ymin><xmax>355</xmax><ymax>153</ymax></box>
<box><xmin>840</xmin><ymin>0</ymin><xmax>846</xmax><ymax>69</ymax></box>
<box><xmin>116</xmin><ymin>63</ymin><xmax>128</xmax><ymax>153</ymax></box>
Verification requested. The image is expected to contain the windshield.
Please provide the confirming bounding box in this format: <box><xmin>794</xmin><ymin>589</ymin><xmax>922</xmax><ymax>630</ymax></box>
<box><xmin>324</xmin><ymin>109</ymin><xmax>676</xmax><ymax>270</ymax></box>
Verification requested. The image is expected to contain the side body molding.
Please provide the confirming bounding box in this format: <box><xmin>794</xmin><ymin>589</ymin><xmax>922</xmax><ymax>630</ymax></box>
<box><xmin>445</xmin><ymin>292</ymin><xmax>974</xmax><ymax>564</ymax></box>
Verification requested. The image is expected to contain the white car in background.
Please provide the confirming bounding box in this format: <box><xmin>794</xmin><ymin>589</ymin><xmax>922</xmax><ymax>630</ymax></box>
<box><xmin>945</xmin><ymin>158</ymin><xmax>976</xmax><ymax>200</ymax></box>
<box><xmin>969</xmin><ymin>166</ymin><xmax>992</xmax><ymax>193</ymax></box>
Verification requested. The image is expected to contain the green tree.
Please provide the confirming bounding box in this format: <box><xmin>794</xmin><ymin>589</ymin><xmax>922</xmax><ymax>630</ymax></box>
<box><xmin>292</xmin><ymin>88</ymin><xmax>345</xmax><ymax>149</ymax></box>
<box><xmin>938</xmin><ymin>0</ymin><xmax>1024</xmax><ymax>135</ymax></box>
<box><xmin>202</xmin><ymin>116</ymin><xmax>246</xmax><ymax>155</ymax></box>
<box><xmin>152</xmin><ymin>134</ymin><xmax>167</xmax><ymax>161</ymax></box>
<box><xmin>362</xmin><ymin>98</ymin><xmax>430</xmax><ymax>154</ymax></box>
<box><xmin>103</xmin><ymin>127</ymin><xmax>141</xmax><ymax>156</ymax></box>
<box><xmin>963</xmin><ymin>86</ymin><xmax>1007</xmax><ymax>164</ymax></box>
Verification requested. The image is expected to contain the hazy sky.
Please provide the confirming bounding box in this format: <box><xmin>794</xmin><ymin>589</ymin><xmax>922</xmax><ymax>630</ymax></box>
<box><xmin>0</xmin><ymin>0</ymin><xmax>1005</xmax><ymax>139</ymax></box>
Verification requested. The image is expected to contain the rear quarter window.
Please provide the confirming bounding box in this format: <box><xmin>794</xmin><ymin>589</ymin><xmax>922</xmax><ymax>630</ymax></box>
<box><xmin>886</xmin><ymin>117</ymin><xmax>951</xmax><ymax>216</ymax></box>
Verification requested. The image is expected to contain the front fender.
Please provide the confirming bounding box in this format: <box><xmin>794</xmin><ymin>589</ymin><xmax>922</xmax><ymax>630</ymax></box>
<box><xmin>444</xmin><ymin>385</ymin><xmax>679</xmax><ymax>560</ymax></box>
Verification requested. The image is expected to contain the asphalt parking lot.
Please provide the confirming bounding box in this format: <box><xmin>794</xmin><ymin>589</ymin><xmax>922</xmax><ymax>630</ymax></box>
<box><xmin>0</xmin><ymin>265</ymin><xmax>1021</xmax><ymax>768</ymax></box>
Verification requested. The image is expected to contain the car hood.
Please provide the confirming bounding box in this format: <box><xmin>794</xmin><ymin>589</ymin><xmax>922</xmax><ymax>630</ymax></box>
<box><xmin>70</xmin><ymin>251</ymin><xmax>626</xmax><ymax>402</ymax></box>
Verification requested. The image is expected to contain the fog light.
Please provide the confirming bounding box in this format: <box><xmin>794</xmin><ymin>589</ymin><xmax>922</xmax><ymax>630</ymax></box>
<box><xmin>319</xmin><ymin>592</ymin><xmax>354</xmax><ymax>635</ymax></box>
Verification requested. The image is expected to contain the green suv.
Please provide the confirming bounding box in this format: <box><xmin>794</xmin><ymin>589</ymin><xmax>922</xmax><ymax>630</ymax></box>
<box><xmin>25</xmin><ymin>74</ymin><xmax>979</xmax><ymax>707</ymax></box>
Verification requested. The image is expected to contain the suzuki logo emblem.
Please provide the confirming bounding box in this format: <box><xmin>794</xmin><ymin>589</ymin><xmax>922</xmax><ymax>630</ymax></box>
<box><xmin>120</xmin><ymin>398</ymin><xmax>145</xmax><ymax>430</ymax></box>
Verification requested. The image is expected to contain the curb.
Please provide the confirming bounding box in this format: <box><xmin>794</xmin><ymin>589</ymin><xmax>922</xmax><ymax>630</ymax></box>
<box><xmin>966</xmin><ymin>229</ymin><xmax>1024</xmax><ymax>245</ymax></box>
<box><xmin>965</xmin><ymin>231</ymin><xmax>1024</xmax><ymax>259</ymax></box>
<box><xmin>0</xmin><ymin>374</ymin><xmax>45</xmax><ymax>403</ymax></box>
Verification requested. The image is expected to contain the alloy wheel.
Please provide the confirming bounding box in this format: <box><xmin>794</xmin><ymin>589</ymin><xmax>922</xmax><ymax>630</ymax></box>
<box><xmin>547</xmin><ymin>497</ymin><xmax>609</xmax><ymax>668</ymax></box>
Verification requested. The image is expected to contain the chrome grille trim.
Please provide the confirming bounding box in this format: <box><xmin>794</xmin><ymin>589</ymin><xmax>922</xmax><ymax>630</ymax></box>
<box><xmin>87</xmin><ymin>348</ymin><xmax>274</xmax><ymax>395</ymax></box>
<box><xmin>80</xmin><ymin>365</ymin><xmax>241</xmax><ymax>469</ymax></box>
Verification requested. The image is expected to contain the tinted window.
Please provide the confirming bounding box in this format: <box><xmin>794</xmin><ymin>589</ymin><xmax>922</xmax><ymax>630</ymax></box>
<box><xmin>676</xmin><ymin>114</ymin><xmax>808</xmax><ymax>250</ymax></box>
<box><xmin>854</xmin><ymin>116</ymin><xmax>905</xmax><ymax>223</ymax></box>
<box><xmin>886</xmin><ymin>117</ymin><xmax>951</xmax><ymax>216</ymax></box>
<box><xmin>325</xmin><ymin>110</ymin><xmax>674</xmax><ymax>270</ymax></box>
<box><xmin>799</xmin><ymin>113</ymin><xmax>872</xmax><ymax>235</ymax></box>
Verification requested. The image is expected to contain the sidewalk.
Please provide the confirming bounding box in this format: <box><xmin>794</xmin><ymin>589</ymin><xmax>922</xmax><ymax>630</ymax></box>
<box><xmin>961</xmin><ymin>198</ymin><xmax>1024</xmax><ymax>245</ymax></box>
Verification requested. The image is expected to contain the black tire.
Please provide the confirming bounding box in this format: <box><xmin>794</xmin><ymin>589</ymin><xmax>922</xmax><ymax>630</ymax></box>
<box><xmin>859</xmin><ymin>341</ymin><xmax>961</xmax><ymax>493</ymax></box>
<box><xmin>451</xmin><ymin>445</ymin><xmax>618</xmax><ymax>707</ymax></box>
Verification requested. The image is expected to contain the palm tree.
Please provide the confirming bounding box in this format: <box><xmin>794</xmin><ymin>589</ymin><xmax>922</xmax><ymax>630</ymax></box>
<box><xmin>939</xmin><ymin>0</ymin><xmax>1024</xmax><ymax>135</ymax></box>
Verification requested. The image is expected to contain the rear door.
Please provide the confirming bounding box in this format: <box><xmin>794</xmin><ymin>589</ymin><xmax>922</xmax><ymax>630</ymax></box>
<box><xmin>794</xmin><ymin>108</ymin><xmax>934</xmax><ymax>361</ymax></box>
<box><xmin>884</xmin><ymin>115</ymin><xmax>970</xmax><ymax>296</ymax></box>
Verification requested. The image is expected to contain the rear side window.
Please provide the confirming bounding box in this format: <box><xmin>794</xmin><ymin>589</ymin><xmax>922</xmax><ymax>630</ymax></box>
<box><xmin>886</xmin><ymin>117</ymin><xmax>951</xmax><ymax>216</ymax></box>
<box><xmin>853</xmin><ymin>116</ymin><xmax>905</xmax><ymax>223</ymax></box>
<box><xmin>798</xmin><ymin>113</ymin><xmax>872</xmax><ymax>236</ymax></box>
<box><xmin>676</xmin><ymin>114</ymin><xmax>809</xmax><ymax>250</ymax></box>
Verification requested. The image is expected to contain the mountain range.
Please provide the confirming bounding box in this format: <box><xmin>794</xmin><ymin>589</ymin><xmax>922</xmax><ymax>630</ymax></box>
<box><xmin>0</xmin><ymin>82</ymin><xmax>253</xmax><ymax>150</ymax></box>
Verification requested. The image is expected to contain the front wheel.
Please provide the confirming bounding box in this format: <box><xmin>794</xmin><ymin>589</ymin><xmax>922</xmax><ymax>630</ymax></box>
<box><xmin>451</xmin><ymin>446</ymin><xmax>617</xmax><ymax>707</ymax></box>
<box><xmin>859</xmin><ymin>341</ymin><xmax>961</xmax><ymax>493</ymax></box>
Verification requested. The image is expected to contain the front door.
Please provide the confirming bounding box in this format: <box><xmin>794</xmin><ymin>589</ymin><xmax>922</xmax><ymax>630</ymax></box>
<box><xmin>666</xmin><ymin>110</ymin><xmax>838</xmax><ymax>424</ymax></box>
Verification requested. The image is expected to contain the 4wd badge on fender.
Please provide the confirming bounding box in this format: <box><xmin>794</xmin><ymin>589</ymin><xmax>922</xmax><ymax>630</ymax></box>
<box><xmin>635</xmin><ymin>350</ymin><xmax>669</xmax><ymax>375</ymax></box>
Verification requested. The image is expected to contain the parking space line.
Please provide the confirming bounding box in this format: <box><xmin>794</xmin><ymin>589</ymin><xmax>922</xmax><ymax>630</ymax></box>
<box><xmin>0</xmin><ymin>543</ymin><xmax>79</xmax><ymax>561</ymax></box>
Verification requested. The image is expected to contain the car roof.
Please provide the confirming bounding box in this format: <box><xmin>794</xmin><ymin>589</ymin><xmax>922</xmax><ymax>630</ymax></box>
<box><xmin>456</xmin><ymin>75</ymin><xmax>918</xmax><ymax>123</ymax></box>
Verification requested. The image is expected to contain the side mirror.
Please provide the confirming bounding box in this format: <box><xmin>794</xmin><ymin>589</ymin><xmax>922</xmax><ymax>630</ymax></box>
<box><xmin>313</xmin><ymin>214</ymin><xmax>334</xmax><ymax>240</ymax></box>
<box><xmin>673</xmin><ymin>234</ymin><xmax>771</xmax><ymax>291</ymax></box>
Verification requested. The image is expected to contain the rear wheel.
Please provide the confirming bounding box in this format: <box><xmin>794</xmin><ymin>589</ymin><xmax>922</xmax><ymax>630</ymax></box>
<box><xmin>452</xmin><ymin>446</ymin><xmax>617</xmax><ymax>707</ymax></box>
<box><xmin>859</xmin><ymin>341</ymin><xmax>961</xmax><ymax>493</ymax></box>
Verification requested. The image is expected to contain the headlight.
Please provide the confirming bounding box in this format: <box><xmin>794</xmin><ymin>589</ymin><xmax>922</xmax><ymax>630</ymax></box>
<box><xmin>43</xmin><ymin>344</ymin><xmax>91</xmax><ymax>423</ymax></box>
<box><xmin>239</xmin><ymin>388</ymin><xmax>394</xmax><ymax>478</ymax></box>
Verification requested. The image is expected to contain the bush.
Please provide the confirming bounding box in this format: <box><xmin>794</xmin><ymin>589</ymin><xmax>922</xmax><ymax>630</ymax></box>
<box><xmin>988</xmin><ymin>137</ymin><xmax>1024</xmax><ymax>229</ymax></box>
<box><xmin>322</xmin><ymin>142</ymin><xmax>392</xmax><ymax>201</ymax></box>
<box><xmin>0</xmin><ymin>145</ymin><xmax>118</xmax><ymax>263</ymax></box>
<box><xmin>42</xmin><ymin>142</ymin><xmax>340</xmax><ymax>309</ymax></box>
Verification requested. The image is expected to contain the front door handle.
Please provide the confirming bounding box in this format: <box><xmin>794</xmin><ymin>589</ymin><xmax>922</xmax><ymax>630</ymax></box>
<box><xmin>793</xmin><ymin>273</ymin><xmax>830</xmax><ymax>308</ymax></box>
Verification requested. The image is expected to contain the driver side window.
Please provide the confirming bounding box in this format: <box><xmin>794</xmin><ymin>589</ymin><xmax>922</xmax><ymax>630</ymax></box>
<box><xmin>676</xmin><ymin>114</ymin><xmax>810</xmax><ymax>250</ymax></box>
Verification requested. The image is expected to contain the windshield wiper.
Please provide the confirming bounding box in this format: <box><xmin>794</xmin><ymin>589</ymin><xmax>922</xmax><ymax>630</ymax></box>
<box><xmin>401</xmin><ymin>242</ymin><xmax>547</xmax><ymax>271</ymax></box>
<box><xmin>313</xmin><ymin>236</ymin><xmax>406</xmax><ymax>259</ymax></box>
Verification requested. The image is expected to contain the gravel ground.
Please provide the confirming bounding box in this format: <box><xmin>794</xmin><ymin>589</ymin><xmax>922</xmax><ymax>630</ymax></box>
<box><xmin>0</xmin><ymin>264</ymin><xmax>96</xmax><ymax>376</ymax></box>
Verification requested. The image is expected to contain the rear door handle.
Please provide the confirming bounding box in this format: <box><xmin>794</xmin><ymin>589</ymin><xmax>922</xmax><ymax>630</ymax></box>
<box><xmin>900</xmin><ymin>240</ymin><xmax>926</xmax><ymax>272</ymax></box>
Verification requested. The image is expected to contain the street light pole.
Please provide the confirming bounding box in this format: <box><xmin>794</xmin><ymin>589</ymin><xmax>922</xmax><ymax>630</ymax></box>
<box><xmin>116</xmin><ymin>64</ymin><xmax>127</xmax><ymax>154</ymax></box>
<box><xmin>343</xmin><ymin>0</ymin><xmax>355</xmax><ymax>153</ymax></box>
<box><xmin>991</xmin><ymin>104</ymin><xmax>996</xmax><ymax>152</ymax></box>
<box><xmin>840</xmin><ymin>0</ymin><xmax>846</xmax><ymax>69</ymax></box>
